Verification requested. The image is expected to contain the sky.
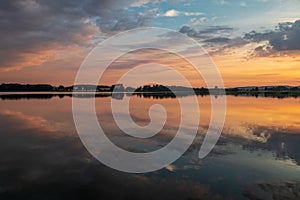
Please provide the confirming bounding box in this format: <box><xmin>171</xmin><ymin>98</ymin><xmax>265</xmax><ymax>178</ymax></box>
<box><xmin>1</xmin><ymin>0</ymin><xmax>300</xmax><ymax>87</ymax></box>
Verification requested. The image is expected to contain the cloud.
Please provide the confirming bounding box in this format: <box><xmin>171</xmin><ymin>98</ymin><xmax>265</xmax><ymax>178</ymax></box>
<box><xmin>179</xmin><ymin>25</ymin><xmax>234</xmax><ymax>39</ymax></box>
<box><xmin>183</xmin><ymin>11</ymin><xmax>205</xmax><ymax>16</ymax></box>
<box><xmin>239</xmin><ymin>1</ymin><xmax>247</xmax><ymax>7</ymax></box>
<box><xmin>1</xmin><ymin>110</ymin><xmax>65</xmax><ymax>134</ymax></box>
<box><xmin>107</xmin><ymin>13</ymin><xmax>153</xmax><ymax>31</ymax></box>
<box><xmin>270</xmin><ymin>20</ymin><xmax>300</xmax><ymax>50</ymax></box>
<box><xmin>179</xmin><ymin>19</ymin><xmax>300</xmax><ymax>58</ymax></box>
<box><xmin>244</xmin><ymin>19</ymin><xmax>300</xmax><ymax>56</ymax></box>
<box><xmin>130</xmin><ymin>0</ymin><xmax>152</xmax><ymax>7</ymax></box>
<box><xmin>204</xmin><ymin>37</ymin><xmax>231</xmax><ymax>43</ymax></box>
<box><xmin>163</xmin><ymin>9</ymin><xmax>180</xmax><ymax>17</ymax></box>
<box><xmin>244</xmin><ymin>30</ymin><xmax>275</xmax><ymax>42</ymax></box>
<box><xmin>190</xmin><ymin>17</ymin><xmax>207</xmax><ymax>26</ymax></box>
<box><xmin>200</xmin><ymin>17</ymin><xmax>207</xmax><ymax>22</ymax></box>
<box><xmin>130</xmin><ymin>0</ymin><xmax>163</xmax><ymax>7</ymax></box>
<box><xmin>162</xmin><ymin>9</ymin><xmax>204</xmax><ymax>17</ymax></box>
<box><xmin>0</xmin><ymin>0</ymin><xmax>155</xmax><ymax>71</ymax></box>
<box><xmin>218</xmin><ymin>0</ymin><xmax>230</xmax><ymax>5</ymax></box>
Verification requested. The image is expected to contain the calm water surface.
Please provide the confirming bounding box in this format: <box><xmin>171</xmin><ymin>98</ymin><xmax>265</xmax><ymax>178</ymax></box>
<box><xmin>0</xmin><ymin>94</ymin><xmax>299</xmax><ymax>199</ymax></box>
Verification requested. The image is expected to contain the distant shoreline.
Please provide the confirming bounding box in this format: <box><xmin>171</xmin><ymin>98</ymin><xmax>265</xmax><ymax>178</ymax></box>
<box><xmin>0</xmin><ymin>83</ymin><xmax>300</xmax><ymax>98</ymax></box>
<box><xmin>1</xmin><ymin>83</ymin><xmax>299</xmax><ymax>91</ymax></box>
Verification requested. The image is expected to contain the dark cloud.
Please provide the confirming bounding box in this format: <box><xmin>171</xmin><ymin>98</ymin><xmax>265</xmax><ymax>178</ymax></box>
<box><xmin>179</xmin><ymin>25</ymin><xmax>234</xmax><ymax>39</ymax></box>
<box><xmin>0</xmin><ymin>0</ymin><xmax>154</xmax><ymax>70</ymax></box>
<box><xmin>244</xmin><ymin>19</ymin><xmax>300</xmax><ymax>56</ymax></box>
<box><xmin>180</xmin><ymin>20</ymin><xmax>300</xmax><ymax>57</ymax></box>
<box><xmin>178</xmin><ymin>25</ymin><xmax>250</xmax><ymax>56</ymax></box>
<box><xmin>179</xmin><ymin>26</ymin><xmax>204</xmax><ymax>38</ymax></box>
<box><xmin>204</xmin><ymin>37</ymin><xmax>231</xmax><ymax>43</ymax></box>
<box><xmin>110</xmin><ymin>15</ymin><xmax>151</xmax><ymax>31</ymax></box>
<box><xmin>270</xmin><ymin>20</ymin><xmax>300</xmax><ymax>51</ymax></box>
<box><xmin>244</xmin><ymin>30</ymin><xmax>275</xmax><ymax>42</ymax></box>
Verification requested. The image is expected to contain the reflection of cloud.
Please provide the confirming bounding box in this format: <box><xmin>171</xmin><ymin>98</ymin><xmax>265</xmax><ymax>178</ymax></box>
<box><xmin>1</xmin><ymin>110</ymin><xmax>66</xmax><ymax>134</ymax></box>
<box><xmin>244</xmin><ymin>181</ymin><xmax>300</xmax><ymax>200</ymax></box>
<box><xmin>165</xmin><ymin>164</ymin><xmax>176</xmax><ymax>172</ymax></box>
<box><xmin>223</xmin><ymin>123</ymin><xmax>271</xmax><ymax>143</ymax></box>
<box><xmin>219</xmin><ymin>122</ymin><xmax>300</xmax><ymax>166</ymax></box>
<box><xmin>0</xmin><ymin>111</ymin><xmax>225</xmax><ymax>200</ymax></box>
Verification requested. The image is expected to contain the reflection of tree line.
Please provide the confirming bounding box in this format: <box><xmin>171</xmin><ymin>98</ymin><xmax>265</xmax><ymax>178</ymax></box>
<box><xmin>0</xmin><ymin>92</ymin><xmax>188</xmax><ymax>100</ymax></box>
<box><xmin>2</xmin><ymin>91</ymin><xmax>300</xmax><ymax>100</ymax></box>
<box><xmin>1</xmin><ymin>83</ymin><xmax>300</xmax><ymax>99</ymax></box>
<box><xmin>226</xmin><ymin>91</ymin><xmax>300</xmax><ymax>99</ymax></box>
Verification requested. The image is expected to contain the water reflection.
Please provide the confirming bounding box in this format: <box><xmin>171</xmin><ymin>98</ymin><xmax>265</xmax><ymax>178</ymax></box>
<box><xmin>0</xmin><ymin>92</ymin><xmax>195</xmax><ymax>100</ymax></box>
<box><xmin>1</xmin><ymin>91</ymin><xmax>299</xmax><ymax>101</ymax></box>
<box><xmin>0</xmin><ymin>94</ymin><xmax>299</xmax><ymax>199</ymax></box>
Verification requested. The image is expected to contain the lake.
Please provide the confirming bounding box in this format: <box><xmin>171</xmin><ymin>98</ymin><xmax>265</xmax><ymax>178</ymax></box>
<box><xmin>0</xmin><ymin>93</ymin><xmax>299</xmax><ymax>199</ymax></box>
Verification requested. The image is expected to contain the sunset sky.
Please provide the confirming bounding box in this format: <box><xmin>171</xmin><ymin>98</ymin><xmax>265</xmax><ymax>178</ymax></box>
<box><xmin>1</xmin><ymin>0</ymin><xmax>300</xmax><ymax>87</ymax></box>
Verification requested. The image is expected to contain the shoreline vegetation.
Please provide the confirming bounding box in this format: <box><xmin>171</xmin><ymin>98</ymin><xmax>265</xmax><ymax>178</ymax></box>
<box><xmin>1</xmin><ymin>83</ymin><xmax>300</xmax><ymax>99</ymax></box>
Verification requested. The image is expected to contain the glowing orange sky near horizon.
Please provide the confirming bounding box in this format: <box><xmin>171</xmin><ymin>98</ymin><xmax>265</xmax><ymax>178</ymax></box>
<box><xmin>213</xmin><ymin>52</ymin><xmax>300</xmax><ymax>87</ymax></box>
<box><xmin>0</xmin><ymin>45</ymin><xmax>300</xmax><ymax>88</ymax></box>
